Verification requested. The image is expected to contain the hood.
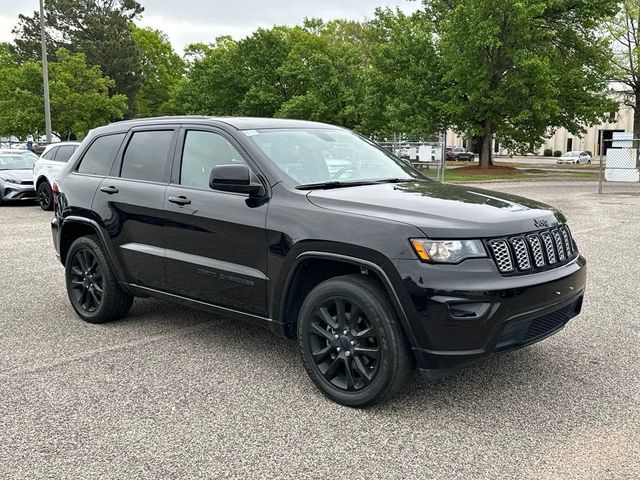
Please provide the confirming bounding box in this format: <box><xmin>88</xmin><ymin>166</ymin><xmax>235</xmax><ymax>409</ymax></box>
<box><xmin>0</xmin><ymin>169</ymin><xmax>33</xmax><ymax>182</ymax></box>
<box><xmin>306</xmin><ymin>181</ymin><xmax>565</xmax><ymax>238</ymax></box>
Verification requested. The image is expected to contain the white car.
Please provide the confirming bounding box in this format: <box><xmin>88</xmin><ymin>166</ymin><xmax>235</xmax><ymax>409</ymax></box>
<box><xmin>557</xmin><ymin>151</ymin><xmax>592</xmax><ymax>165</ymax></box>
<box><xmin>33</xmin><ymin>141</ymin><xmax>81</xmax><ymax>210</ymax></box>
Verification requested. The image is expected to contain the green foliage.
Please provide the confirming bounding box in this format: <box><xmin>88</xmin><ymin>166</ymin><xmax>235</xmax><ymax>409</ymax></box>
<box><xmin>0</xmin><ymin>49</ymin><xmax>127</xmax><ymax>139</ymax></box>
<box><xmin>131</xmin><ymin>26</ymin><xmax>184</xmax><ymax>117</ymax></box>
<box><xmin>554</xmin><ymin>150</ymin><xmax>562</xmax><ymax>157</ymax></box>
<box><xmin>360</xmin><ymin>9</ymin><xmax>445</xmax><ymax>136</ymax></box>
<box><xmin>543</xmin><ymin>148</ymin><xmax>553</xmax><ymax>157</ymax></box>
<box><xmin>12</xmin><ymin>0</ymin><xmax>144</xmax><ymax>116</ymax></box>
<box><xmin>426</xmin><ymin>0</ymin><xmax>617</xmax><ymax>167</ymax></box>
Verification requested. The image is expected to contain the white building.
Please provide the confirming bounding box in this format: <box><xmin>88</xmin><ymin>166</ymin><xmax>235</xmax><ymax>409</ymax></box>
<box><xmin>447</xmin><ymin>92</ymin><xmax>635</xmax><ymax>157</ymax></box>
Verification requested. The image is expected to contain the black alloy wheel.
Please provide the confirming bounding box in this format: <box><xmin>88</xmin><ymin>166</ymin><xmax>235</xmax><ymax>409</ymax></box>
<box><xmin>37</xmin><ymin>182</ymin><xmax>53</xmax><ymax>211</ymax></box>
<box><xmin>308</xmin><ymin>297</ymin><xmax>380</xmax><ymax>391</ymax></box>
<box><xmin>69</xmin><ymin>248</ymin><xmax>103</xmax><ymax>313</ymax></box>
<box><xmin>298</xmin><ymin>274</ymin><xmax>413</xmax><ymax>407</ymax></box>
<box><xmin>65</xmin><ymin>235</ymin><xmax>133</xmax><ymax>323</ymax></box>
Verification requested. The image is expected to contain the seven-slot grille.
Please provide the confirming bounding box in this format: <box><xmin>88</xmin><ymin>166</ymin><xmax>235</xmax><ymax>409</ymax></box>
<box><xmin>487</xmin><ymin>225</ymin><xmax>576</xmax><ymax>275</ymax></box>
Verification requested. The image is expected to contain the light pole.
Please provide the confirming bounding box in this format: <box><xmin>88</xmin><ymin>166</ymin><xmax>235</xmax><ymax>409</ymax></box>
<box><xmin>39</xmin><ymin>0</ymin><xmax>52</xmax><ymax>144</ymax></box>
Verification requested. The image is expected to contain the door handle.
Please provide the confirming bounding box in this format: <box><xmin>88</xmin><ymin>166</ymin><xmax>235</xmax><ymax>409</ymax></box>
<box><xmin>168</xmin><ymin>196</ymin><xmax>191</xmax><ymax>206</ymax></box>
<box><xmin>100</xmin><ymin>186</ymin><xmax>119</xmax><ymax>194</ymax></box>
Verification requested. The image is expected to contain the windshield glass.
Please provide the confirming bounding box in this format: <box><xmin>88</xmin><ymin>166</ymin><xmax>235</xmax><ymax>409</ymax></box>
<box><xmin>244</xmin><ymin>128</ymin><xmax>423</xmax><ymax>186</ymax></box>
<box><xmin>0</xmin><ymin>154</ymin><xmax>37</xmax><ymax>170</ymax></box>
<box><xmin>563</xmin><ymin>151</ymin><xmax>579</xmax><ymax>157</ymax></box>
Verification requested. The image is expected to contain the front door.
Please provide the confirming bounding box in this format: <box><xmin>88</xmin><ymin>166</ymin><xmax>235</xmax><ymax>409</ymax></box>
<box><xmin>163</xmin><ymin>128</ymin><xmax>269</xmax><ymax>316</ymax></box>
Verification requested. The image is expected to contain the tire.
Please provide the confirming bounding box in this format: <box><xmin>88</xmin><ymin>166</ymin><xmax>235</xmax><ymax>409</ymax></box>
<box><xmin>37</xmin><ymin>181</ymin><xmax>53</xmax><ymax>211</ymax></box>
<box><xmin>297</xmin><ymin>274</ymin><xmax>414</xmax><ymax>407</ymax></box>
<box><xmin>454</xmin><ymin>155</ymin><xmax>460</xmax><ymax>161</ymax></box>
<box><xmin>65</xmin><ymin>235</ymin><xmax>133</xmax><ymax>323</ymax></box>
<box><xmin>587</xmin><ymin>159</ymin><xmax>591</xmax><ymax>164</ymax></box>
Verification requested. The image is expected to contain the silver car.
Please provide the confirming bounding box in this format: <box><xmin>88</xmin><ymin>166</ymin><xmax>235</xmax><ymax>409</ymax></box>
<box><xmin>0</xmin><ymin>153</ymin><xmax>38</xmax><ymax>204</ymax></box>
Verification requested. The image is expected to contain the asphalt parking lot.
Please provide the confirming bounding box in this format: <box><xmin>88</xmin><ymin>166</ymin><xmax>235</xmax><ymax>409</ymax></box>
<box><xmin>1</xmin><ymin>181</ymin><xmax>638</xmax><ymax>479</ymax></box>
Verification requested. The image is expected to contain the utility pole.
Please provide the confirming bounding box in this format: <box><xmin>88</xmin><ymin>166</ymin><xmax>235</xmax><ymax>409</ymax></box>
<box><xmin>39</xmin><ymin>0</ymin><xmax>52</xmax><ymax>144</ymax></box>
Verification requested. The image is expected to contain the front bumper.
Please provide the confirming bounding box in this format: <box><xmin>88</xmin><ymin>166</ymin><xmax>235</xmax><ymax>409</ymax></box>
<box><xmin>1</xmin><ymin>183</ymin><xmax>36</xmax><ymax>201</ymax></box>
<box><xmin>395</xmin><ymin>255</ymin><xmax>587</xmax><ymax>374</ymax></box>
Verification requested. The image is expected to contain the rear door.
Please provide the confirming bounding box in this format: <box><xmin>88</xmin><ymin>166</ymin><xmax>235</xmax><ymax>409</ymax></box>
<box><xmin>93</xmin><ymin>126</ymin><xmax>178</xmax><ymax>290</ymax></box>
<box><xmin>163</xmin><ymin>126</ymin><xmax>269</xmax><ymax>316</ymax></box>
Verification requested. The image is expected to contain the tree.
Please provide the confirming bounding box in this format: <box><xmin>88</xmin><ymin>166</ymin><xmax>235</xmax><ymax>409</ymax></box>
<box><xmin>0</xmin><ymin>48</ymin><xmax>127</xmax><ymax>139</ymax></box>
<box><xmin>170</xmin><ymin>37</ymin><xmax>247</xmax><ymax>115</ymax></box>
<box><xmin>606</xmin><ymin>1</ymin><xmax>640</xmax><ymax>140</ymax></box>
<box><xmin>131</xmin><ymin>26</ymin><xmax>184</xmax><ymax>117</ymax></box>
<box><xmin>12</xmin><ymin>0</ymin><xmax>144</xmax><ymax>116</ymax></box>
<box><xmin>426</xmin><ymin>0</ymin><xmax>617</xmax><ymax>167</ymax></box>
<box><xmin>360</xmin><ymin>9</ymin><xmax>445</xmax><ymax>137</ymax></box>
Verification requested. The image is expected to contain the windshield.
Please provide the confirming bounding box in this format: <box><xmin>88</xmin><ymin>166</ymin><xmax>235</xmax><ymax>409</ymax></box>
<box><xmin>563</xmin><ymin>151</ymin><xmax>580</xmax><ymax>157</ymax></box>
<box><xmin>244</xmin><ymin>128</ymin><xmax>423</xmax><ymax>186</ymax></box>
<box><xmin>0</xmin><ymin>154</ymin><xmax>37</xmax><ymax>170</ymax></box>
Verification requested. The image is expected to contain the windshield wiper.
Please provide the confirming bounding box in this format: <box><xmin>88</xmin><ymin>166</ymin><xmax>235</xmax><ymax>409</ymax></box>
<box><xmin>374</xmin><ymin>178</ymin><xmax>414</xmax><ymax>184</ymax></box>
<box><xmin>296</xmin><ymin>180</ymin><xmax>380</xmax><ymax>190</ymax></box>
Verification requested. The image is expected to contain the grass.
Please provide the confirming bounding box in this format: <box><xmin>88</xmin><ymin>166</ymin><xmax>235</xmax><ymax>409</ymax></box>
<box><xmin>444</xmin><ymin>165</ymin><xmax>599</xmax><ymax>183</ymax></box>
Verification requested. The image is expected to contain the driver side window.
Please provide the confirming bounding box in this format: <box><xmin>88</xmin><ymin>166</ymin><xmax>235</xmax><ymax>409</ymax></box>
<box><xmin>180</xmin><ymin>130</ymin><xmax>247</xmax><ymax>189</ymax></box>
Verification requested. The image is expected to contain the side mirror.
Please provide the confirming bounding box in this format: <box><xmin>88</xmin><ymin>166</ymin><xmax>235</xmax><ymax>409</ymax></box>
<box><xmin>209</xmin><ymin>164</ymin><xmax>263</xmax><ymax>195</ymax></box>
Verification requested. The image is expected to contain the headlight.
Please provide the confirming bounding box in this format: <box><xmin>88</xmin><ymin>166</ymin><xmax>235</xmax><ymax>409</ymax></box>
<box><xmin>0</xmin><ymin>177</ymin><xmax>20</xmax><ymax>184</ymax></box>
<box><xmin>410</xmin><ymin>238</ymin><xmax>487</xmax><ymax>263</ymax></box>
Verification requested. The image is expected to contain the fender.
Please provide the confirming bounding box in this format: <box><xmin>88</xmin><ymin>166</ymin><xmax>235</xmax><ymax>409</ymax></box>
<box><xmin>277</xmin><ymin>250</ymin><xmax>420</xmax><ymax>347</ymax></box>
<box><xmin>59</xmin><ymin>215</ymin><xmax>129</xmax><ymax>287</ymax></box>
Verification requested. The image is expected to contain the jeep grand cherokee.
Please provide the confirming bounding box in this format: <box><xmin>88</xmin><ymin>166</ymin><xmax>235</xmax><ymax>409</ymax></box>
<box><xmin>51</xmin><ymin>117</ymin><xmax>586</xmax><ymax>407</ymax></box>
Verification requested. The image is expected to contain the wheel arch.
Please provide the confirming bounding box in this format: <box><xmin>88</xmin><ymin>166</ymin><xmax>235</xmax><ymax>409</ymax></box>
<box><xmin>59</xmin><ymin>216</ymin><xmax>126</xmax><ymax>286</ymax></box>
<box><xmin>276</xmin><ymin>251</ymin><xmax>417</xmax><ymax>347</ymax></box>
<box><xmin>35</xmin><ymin>175</ymin><xmax>50</xmax><ymax>188</ymax></box>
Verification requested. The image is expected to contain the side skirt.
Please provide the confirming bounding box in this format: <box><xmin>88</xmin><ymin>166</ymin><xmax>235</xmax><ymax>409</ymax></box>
<box><xmin>124</xmin><ymin>283</ymin><xmax>288</xmax><ymax>338</ymax></box>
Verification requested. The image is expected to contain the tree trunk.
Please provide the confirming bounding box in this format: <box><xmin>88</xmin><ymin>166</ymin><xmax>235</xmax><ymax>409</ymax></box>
<box><xmin>634</xmin><ymin>99</ymin><xmax>640</xmax><ymax>144</ymax></box>
<box><xmin>479</xmin><ymin>119</ymin><xmax>494</xmax><ymax>169</ymax></box>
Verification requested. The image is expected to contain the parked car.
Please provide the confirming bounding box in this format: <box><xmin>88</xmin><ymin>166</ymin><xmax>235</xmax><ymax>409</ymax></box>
<box><xmin>446</xmin><ymin>146</ymin><xmax>475</xmax><ymax>161</ymax></box>
<box><xmin>0</xmin><ymin>153</ymin><xmax>38</xmax><ymax>204</ymax></box>
<box><xmin>557</xmin><ymin>151</ymin><xmax>591</xmax><ymax>165</ymax></box>
<box><xmin>33</xmin><ymin>141</ymin><xmax>81</xmax><ymax>210</ymax></box>
<box><xmin>51</xmin><ymin>117</ymin><xmax>586</xmax><ymax>407</ymax></box>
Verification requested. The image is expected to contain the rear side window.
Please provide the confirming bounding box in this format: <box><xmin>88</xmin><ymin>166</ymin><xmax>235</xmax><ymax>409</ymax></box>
<box><xmin>41</xmin><ymin>147</ymin><xmax>58</xmax><ymax>160</ymax></box>
<box><xmin>77</xmin><ymin>134</ymin><xmax>125</xmax><ymax>176</ymax></box>
<box><xmin>120</xmin><ymin>130</ymin><xmax>173</xmax><ymax>183</ymax></box>
<box><xmin>54</xmin><ymin>145</ymin><xmax>77</xmax><ymax>163</ymax></box>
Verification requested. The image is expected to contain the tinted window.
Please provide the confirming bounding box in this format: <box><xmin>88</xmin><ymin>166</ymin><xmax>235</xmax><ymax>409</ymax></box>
<box><xmin>180</xmin><ymin>130</ymin><xmax>247</xmax><ymax>188</ymax></box>
<box><xmin>41</xmin><ymin>147</ymin><xmax>58</xmax><ymax>160</ymax></box>
<box><xmin>54</xmin><ymin>145</ymin><xmax>77</xmax><ymax>162</ymax></box>
<box><xmin>77</xmin><ymin>134</ymin><xmax>125</xmax><ymax>176</ymax></box>
<box><xmin>121</xmin><ymin>130</ymin><xmax>173</xmax><ymax>182</ymax></box>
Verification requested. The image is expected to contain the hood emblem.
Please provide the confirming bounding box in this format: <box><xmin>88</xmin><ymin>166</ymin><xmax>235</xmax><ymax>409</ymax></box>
<box><xmin>534</xmin><ymin>218</ymin><xmax>551</xmax><ymax>229</ymax></box>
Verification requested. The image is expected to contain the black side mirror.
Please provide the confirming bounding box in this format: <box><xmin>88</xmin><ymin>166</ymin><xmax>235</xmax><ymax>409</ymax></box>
<box><xmin>209</xmin><ymin>164</ymin><xmax>263</xmax><ymax>195</ymax></box>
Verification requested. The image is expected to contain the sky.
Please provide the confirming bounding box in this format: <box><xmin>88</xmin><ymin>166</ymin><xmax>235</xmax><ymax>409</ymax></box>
<box><xmin>0</xmin><ymin>0</ymin><xmax>422</xmax><ymax>53</ymax></box>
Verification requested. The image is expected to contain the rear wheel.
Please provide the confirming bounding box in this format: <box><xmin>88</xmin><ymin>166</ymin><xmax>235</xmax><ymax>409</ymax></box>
<box><xmin>298</xmin><ymin>274</ymin><xmax>413</xmax><ymax>407</ymax></box>
<box><xmin>65</xmin><ymin>235</ymin><xmax>133</xmax><ymax>323</ymax></box>
<box><xmin>37</xmin><ymin>182</ymin><xmax>53</xmax><ymax>211</ymax></box>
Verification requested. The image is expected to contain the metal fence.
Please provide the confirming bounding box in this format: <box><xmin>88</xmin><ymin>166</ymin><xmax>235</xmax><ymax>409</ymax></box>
<box><xmin>376</xmin><ymin>135</ymin><xmax>446</xmax><ymax>182</ymax></box>
<box><xmin>598</xmin><ymin>137</ymin><xmax>640</xmax><ymax>195</ymax></box>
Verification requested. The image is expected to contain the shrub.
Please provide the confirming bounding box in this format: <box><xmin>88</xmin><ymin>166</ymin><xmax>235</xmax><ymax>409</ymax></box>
<box><xmin>553</xmin><ymin>150</ymin><xmax>562</xmax><ymax>157</ymax></box>
<box><xmin>543</xmin><ymin>148</ymin><xmax>553</xmax><ymax>157</ymax></box>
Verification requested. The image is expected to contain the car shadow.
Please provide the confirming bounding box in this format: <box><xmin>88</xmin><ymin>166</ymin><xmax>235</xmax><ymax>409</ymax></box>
<box><xmin>103</xmin><ymin>297</ymin><xmax>560</xmax><ymax>413</ymax></box>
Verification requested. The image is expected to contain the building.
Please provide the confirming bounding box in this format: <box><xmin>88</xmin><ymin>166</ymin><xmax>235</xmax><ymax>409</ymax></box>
<box><xmin>447</xmin><ymin>91</ymin><xmax>634</xmax><ymax>157</ymax></box>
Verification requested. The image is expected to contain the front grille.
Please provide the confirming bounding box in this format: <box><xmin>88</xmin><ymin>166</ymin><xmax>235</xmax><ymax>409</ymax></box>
<box><xmin>487</xmin><ymin>225</ymin><xmax>577</xmax><ymax>276</ymax></box>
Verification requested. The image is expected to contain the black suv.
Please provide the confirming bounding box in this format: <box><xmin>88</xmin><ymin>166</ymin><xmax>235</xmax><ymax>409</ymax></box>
<box><xmin>52</xmin><ymin>117</ymin><xmax>586</xmax><ymax>407</ymax></box>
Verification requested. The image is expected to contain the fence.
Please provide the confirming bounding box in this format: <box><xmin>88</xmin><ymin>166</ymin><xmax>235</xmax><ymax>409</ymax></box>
<box><xmin>598</xmin><ymin>137</ymin><xmax>640</xmax><ymax>195</ymax></box>
<box><xmin>376</xmin><ymin>135</ymin><xmax>446</xmax><ymax>182</ymax></box>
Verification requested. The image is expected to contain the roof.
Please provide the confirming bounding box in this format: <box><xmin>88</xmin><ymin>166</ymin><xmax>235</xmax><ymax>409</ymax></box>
<box><xmin>107</xmin><ymin>116</ymin><xmax>342</xmax><ymax>131</ymax></box>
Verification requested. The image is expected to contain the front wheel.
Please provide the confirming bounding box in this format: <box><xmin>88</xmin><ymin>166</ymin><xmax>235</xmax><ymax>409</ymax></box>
<box><xmin>298</xmin><ymin>274</ymin><xmax>413</xmax><ymax>407</ymax></box>
<box><xmin>37</xmin><ymin>182</ymin><xmax>53</xmax><ymax>211</ymax></box>
<box><xmin>65</xmin><ymin>235</ymin><xmax>133</xmax><ymax>323</ymax></box>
